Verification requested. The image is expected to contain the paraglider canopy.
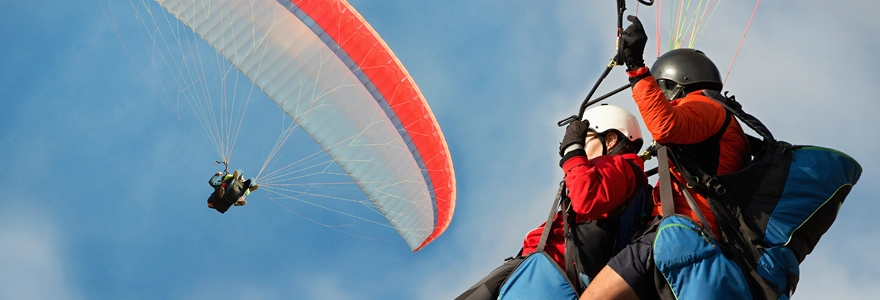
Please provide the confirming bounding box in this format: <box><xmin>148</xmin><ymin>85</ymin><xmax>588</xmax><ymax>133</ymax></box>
<box><xmin>128</xmin><ymin>0</ymin><xmax>458</xmax><ymax>251</ymax></box>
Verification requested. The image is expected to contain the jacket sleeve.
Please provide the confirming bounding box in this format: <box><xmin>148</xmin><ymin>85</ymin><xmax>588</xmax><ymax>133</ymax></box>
<box><xmin>561</xmin><ymin>153</ymin><xmax>637</xmax><ymax>221</ymax></box>
<box><xmin>209</xmin><ymin>174</ymin><xmax>222</xmax><ymax>187</ymax></box>
<box><xmin>629</xmin><ymin>67</ymin><xmax>727</xmax><ymax>144</ymax></box>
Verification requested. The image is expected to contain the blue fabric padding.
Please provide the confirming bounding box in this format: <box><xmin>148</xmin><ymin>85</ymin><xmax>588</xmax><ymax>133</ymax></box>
<box><xmin>654</xmin><ymin>216</ymin><xmax>752</xmax><ymax>300</ymax></box>
<box><xmin>579</xmin><ymin>273</ymin><xmax>592</xmax><ymax>289</ymax></box>
<box><xmin>764</xmin><ymin>147</ymin><xmax>862</xmax><ymax>246</ymax></box>
<box><xmin>498</xmin><ymin>252</ymin><xmax>577</xmax><ymax>300</ymax></box>
<box><xmin>756</xmin><ymin>246</ymin><xmax>800</xmax><ymax>296</ymax></box>
<box><xmin>617</xmin><ymin>188</ymin><xmax>648</xmax><ymax>252</ymax></box>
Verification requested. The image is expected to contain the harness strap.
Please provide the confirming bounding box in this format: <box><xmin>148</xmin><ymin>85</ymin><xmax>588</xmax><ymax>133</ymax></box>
<box><xmin>562</xmin><ymin>197</ymin><xmax>581</xmax><ymax>293</ymax></box>
<box><xmin>657</xmin><ymin>146</ymin><xmax>676</xmax><ymax>217</ymax></box>
<box><xmin>537</xmin><ymin>180</ymin><xmax>566</xmax><ymax>252</ymax></box>
<box><xmin>536</xmin><ymin>180</ymin><xmax>583</xmax><ymax>292</ymax></box>
<box><xmin>659</xmin><ymin>145</ymin><xmax>712</xmax><ymax>239</ymax></box>
<box><xmin>672</xmin><ymin>176</ymin><xmax>716</xmax><ymax>240</ymax></box>
<box><xmin>702</xmin><ymin>90</ymin><xmax>774</xmax><ymax>143</ymax></box>
<box><xmin>627</xmin><ymin>159</ymin><xmax>649</xmax><ymax>196</ymax></box>
<box><xmin>669</xmin><ymin>112</ymin><xmax>731</xmax><ymax>195</ymax></box>
<box><xmin>561</xmin><ymin>158</ymin><xmax>650</xmax><ymax>293</ymax></box>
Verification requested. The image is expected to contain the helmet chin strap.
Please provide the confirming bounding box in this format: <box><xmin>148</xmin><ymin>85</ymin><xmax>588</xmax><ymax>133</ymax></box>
<box><xmin>595</xmin><ymin>131</ymin><xmax>609</xmax><ymax>156</ymax></box>
<box><xmin>607</xmin><ymin>139</ymin><xmax>629</xmax><ymax>155</ymax></box>
<box><xmin>596</xmin><ymin>132</ymin><xmax>628</xmax><ymax>155</ymax></box>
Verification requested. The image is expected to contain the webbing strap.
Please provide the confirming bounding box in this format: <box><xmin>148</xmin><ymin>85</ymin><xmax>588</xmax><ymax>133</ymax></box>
<box><xmin>657</xmin><ymin>146</ymin><xmax>676</xmax><ymax>217</ymax></box>
<box><xmin>562</xmin><ymin>197</ymin><xmax>580</xmax><ymax>293</ymax></box>
<box><xmin>537</xmin><ymin>180</ymin><xmax>566</xmax><ymax>252</ymax></box>
<box><xmin>659</xmin><ymin>146</ymin><xmax>715</xmax><ymax>238</ymax></box>
<box><xmin>674</xmin><ymin>176</ymin><xmax>716</xmax><ymax>240</ymax></box>
<box><xmin>668</xmin><ymin>112</ymin><xmax>731</xmax><ymax>196</ymax></box>
<box><xmin>702</xmin><ymin>90</ymin><xmax>775</xmax><ymax>143</ymax></box>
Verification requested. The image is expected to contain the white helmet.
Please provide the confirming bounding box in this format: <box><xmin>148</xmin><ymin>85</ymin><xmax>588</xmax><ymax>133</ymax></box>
<box><xmin>582</xmin><ymin>104</ymin><xmax>644</xmax><ymax>153</ymax></box>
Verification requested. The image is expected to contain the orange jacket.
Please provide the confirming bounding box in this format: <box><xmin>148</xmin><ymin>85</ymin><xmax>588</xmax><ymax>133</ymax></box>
<box><xmin>628</xmin><ymin>67</ymin><xmax>750</xmax><ymax>238</ymax></box>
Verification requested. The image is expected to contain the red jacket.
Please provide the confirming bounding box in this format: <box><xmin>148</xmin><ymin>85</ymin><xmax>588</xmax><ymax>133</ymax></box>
<box><xmin>628</xmin><ymin>66</ymin><xmax>750</xmax><ymax>238</ymax></box>
<box><xmin>521</xmin><ymin>153</ymin><xmax>645</xmax><ymax>269</ymax></box>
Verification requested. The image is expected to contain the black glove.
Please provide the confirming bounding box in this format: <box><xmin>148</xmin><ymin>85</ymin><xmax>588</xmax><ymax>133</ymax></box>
<box><xmin>619</xmin><ymin>15</ymin><xmax>647</xmax><ymax>71</ymax></box>
<box><xmin>559</xmin><ymin>119</ymin><xmax>590</xmax><ymax>156</ymax></box>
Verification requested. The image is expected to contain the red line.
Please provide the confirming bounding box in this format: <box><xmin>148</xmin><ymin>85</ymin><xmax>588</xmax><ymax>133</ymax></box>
<box><xmin>699</xmin><ymin>0</ymin><xmax>720</xmax><ymax>24</ymax></box>
<box><xmin>683</xmin><ymin>0</ymin><xmax>719</xmax><ymax>48</ymax></box>
<box><xmin>656</xmin><ymin>0</ymin><xmax>662</xmax><ymax>57</ymax></box>
<box><xmin>725</xmin><ymin>0</ymin><xmax>761</xmax><ymax>85</ymax></box>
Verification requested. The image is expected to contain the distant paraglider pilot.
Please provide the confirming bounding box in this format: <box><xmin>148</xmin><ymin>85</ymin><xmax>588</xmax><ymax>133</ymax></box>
<box><xmin>207</xmin><ymin>169</ymin><xmax>259</xmax><ymax>214</ymax></box>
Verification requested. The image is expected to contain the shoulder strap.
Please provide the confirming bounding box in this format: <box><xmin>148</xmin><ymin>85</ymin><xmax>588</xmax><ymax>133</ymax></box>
<box><xmin>702</xmin><ymin>90</ymin><xmax>775</xmax><ymax>144</ymax></box>
<box><xmin>608</xmin><ymin>159</ymin><xmax>650</xmax><ymax>215</ymax></box>
<box><xmin>669</xmin><ymin>92</ymin><xmax>739</xmax><ymax>196</ymax></box>
<box><xmin>673</xmin><ymin>175</ymin><xmax>716</xmax><ymax>240</ymax></box>
<box><xmin>657</xmin><ymin>146</ymin><xmax>676</xmax><ymax>217</ymax></box>
<box><xmin>625</xmin><ymin>159</ymin><xmax>649</xmax><ymax>192</ymax></box>
<box><xmin>562</xmin><ymin>196</ymin><xmax>581</xmax><ymax>293</ymax></box>
<box><xmin>537</xmin><ymin>180</ymin><xmax>566</xmax><ymax>252</ymax></box>
<box><xmin>712</xmin><ymin>111</ymin><xmax>732</xmax><ymax>143</ymax></box>
<box><xmin>660</xmin><ymin>145</ymin><xmax>718</xmax><ymax>241</ymax></box>
<box><xmin>559</xmin><ymin>158</ymin><xmax>649</xmax><ymax>293</ymax></box>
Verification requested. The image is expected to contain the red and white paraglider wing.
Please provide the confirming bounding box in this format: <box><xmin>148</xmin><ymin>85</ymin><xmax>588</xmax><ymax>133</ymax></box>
<box><xmin>157</xmin><ymin>0</ymin><xmax>455</xmax><ymax>251</ymax></box>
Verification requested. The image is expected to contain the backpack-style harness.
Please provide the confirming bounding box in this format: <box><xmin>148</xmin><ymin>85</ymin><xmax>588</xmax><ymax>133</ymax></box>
<box><xmin>650</xmin><ymin>90</ymin><xmax>862</xmax><ymax>299</ymax></box>
<box><xmin>499</xmin><ymin>159</ymin><xmax>653</xmax><ymax>298</ymax></box>
<box><xmin>207</xmin><ymin>175</ymin><xmax>248</xmax><ymax>214</ymax></box>
<box><xmin>563</xmin><ymin>159</ymin><xmax>654</xmax><ymax>290</ymax></box>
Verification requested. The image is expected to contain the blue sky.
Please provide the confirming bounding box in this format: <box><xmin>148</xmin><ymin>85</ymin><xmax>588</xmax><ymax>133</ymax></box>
<box><xmin>2</xmin><ymin>1</ymin><xmax>878</xmax><ymax>299</ymax></box>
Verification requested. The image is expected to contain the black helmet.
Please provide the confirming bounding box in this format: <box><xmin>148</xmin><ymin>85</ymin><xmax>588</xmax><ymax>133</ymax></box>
<box><xmin>651</xmin><ymin>48</ymin><xmax>723</xmax><ymax>100</ymax></box>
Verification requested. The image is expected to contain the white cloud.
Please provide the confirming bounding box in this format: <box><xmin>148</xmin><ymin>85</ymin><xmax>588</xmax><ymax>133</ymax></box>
<box><xmin>0</xmin><ymin>204</ymin><xmax>80</xmax><ymax>300</ymax></box>
<box><xmin>301</xmin><ymin>274</ymin><xmax>360</xmax><ymax>300</ymax></box>
<box><xmin>795</xmin><ymin>232</ymin><xmax>880</xmax><ymax>299</ymax></box>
